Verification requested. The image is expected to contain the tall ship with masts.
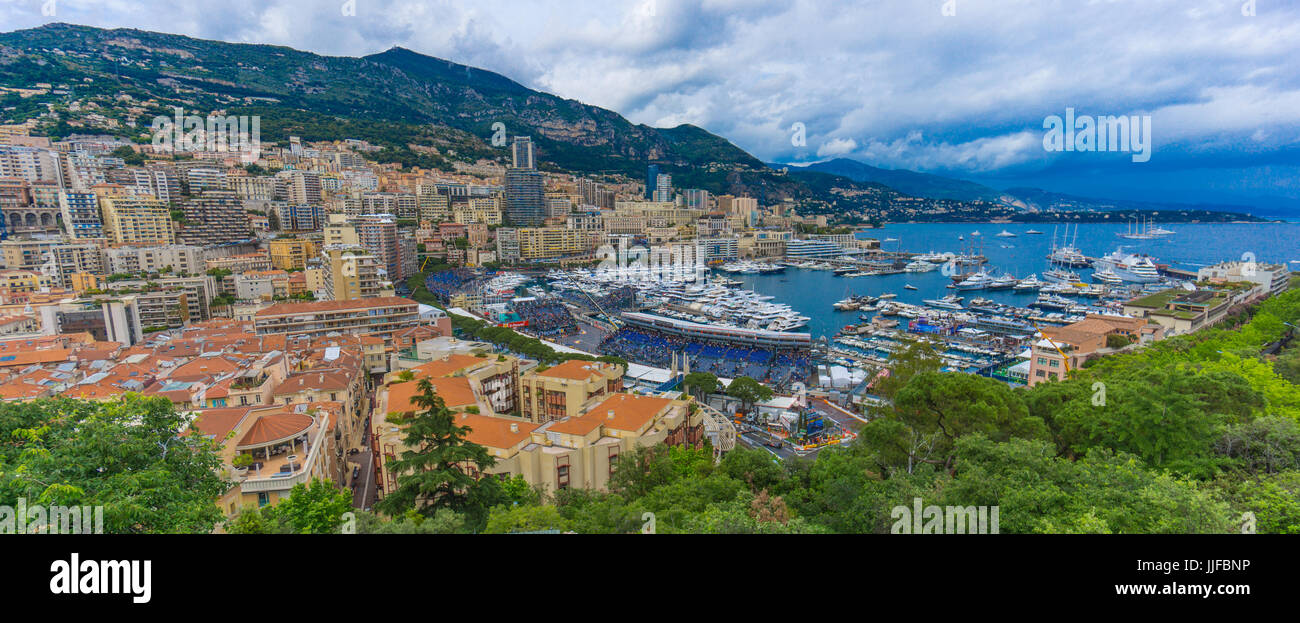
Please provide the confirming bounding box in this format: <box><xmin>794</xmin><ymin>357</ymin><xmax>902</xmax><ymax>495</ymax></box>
<box><xmin>1045</xmin><ymin>224</ymin><xmax>1091</xmax><ymax>268</ymax></box>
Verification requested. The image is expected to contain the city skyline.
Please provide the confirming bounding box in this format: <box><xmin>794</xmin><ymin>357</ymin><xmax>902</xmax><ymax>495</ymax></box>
<box><xmin>2</xmin><ymin>0</ymin><xmax>1299</xmax><ymax>212</ymax></box>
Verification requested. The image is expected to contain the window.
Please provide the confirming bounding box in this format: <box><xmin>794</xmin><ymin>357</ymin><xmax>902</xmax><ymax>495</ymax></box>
<box><xmin>257</xmin><ymin>492</ymin><xmax>270</xmax><ymax>507</ymax></box>
<box><xmin>556</xmin><ymin>464</ymin><xmax>570</xmax><ymax>489</ymax></box>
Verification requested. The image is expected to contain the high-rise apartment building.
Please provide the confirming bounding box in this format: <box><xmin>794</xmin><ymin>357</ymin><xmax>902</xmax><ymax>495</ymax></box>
<box><xmin>99</xmin><ymin>194</ymin><xmax>175</xmax><ymax>245</ymax></box>
<box><xmin>179</xmin><ymin>190</ymin><xmax>253</xmax><ymax>245</ymax></box>
<box><xmin>59</xmin><ymin>190</ymin><xmax>104</xmax><ymax>239</ymax></box>
<box><xmin>504</xmin><ymin>169</ymin><xmax>544</xmax><ymax>226</ymax></box>
<box><xmin>511</xmin><ymin>136</ymin><xmax>535</xmax><ymax>170</ymax></box>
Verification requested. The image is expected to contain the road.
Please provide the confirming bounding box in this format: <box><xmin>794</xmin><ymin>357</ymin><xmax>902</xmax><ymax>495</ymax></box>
<box><xmin>351</xmin><ymin>447</ymin><xmax>376</xmax><ymax>510</ymax></box>
<box><xmin>807</xmin><ymin>398</ymin><xmax>869</xmax><ymax>433</ymax></box>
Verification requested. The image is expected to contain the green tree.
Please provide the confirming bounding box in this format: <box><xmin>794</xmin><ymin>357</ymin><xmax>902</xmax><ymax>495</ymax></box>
<box><xmin>0</xmin><ymin>395</ymin><xmax>228</xmax><ymax>533</ymax></box>
<box><xmin>374</xmin><ymin>379</ymin><xmax>498</xmax><ymax>520</ymax></box>
<box><xmin>863</xmin><ymin>371</ymin><xmax>1046</xmax><ymax>475</ymax></box>
<box><xmin>725</xmin><ymin>376</ymin><xmax>773</xmax><ymax>414</ymax></box>
<box><xmin>681</xmin><ymin>372</ymin><xmax>719</xmax><ymax>401</ymax></box>
<box><xmin>269</xmin><ymin>479</ymin><xmax>353</xmax><ymax>534</ymax></box>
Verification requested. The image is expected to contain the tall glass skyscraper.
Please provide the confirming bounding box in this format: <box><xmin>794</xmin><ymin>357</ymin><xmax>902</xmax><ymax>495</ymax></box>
<box><xmin>505</xmin><ymin>169</ymin><xmax>545</xmax><ymax>226</ymax></box>
<box><xmin>645</xmin><ymin>164</ymin><xmax>659</xmax><ymax>200</ymax></box>
<box><xmin>511</xmin><ymin>136</ymin><xmax>535</xmax><ymax>170</ymax></box>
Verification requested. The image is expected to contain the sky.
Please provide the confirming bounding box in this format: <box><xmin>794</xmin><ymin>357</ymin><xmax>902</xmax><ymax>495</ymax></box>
<box><xmin>3</xmin><ymin>0</ymin><xmax>1300</xmax><ymax>210</ymax></box>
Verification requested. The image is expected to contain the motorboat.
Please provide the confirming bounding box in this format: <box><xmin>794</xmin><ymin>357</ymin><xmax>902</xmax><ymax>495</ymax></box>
<box><xmin>1092</xmin><ymin>250</ymin><xmax>1161</xmax><ymax>283</ymax></box>
<box><xmin>1014</xmin><ymin>274</ymin><xmax>1046</xmax><ymax>291</ymax></box>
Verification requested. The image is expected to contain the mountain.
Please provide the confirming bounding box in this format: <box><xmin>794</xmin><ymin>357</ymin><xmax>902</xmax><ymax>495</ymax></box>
<box><xmin>0</xmin><ymin>23</ymin><xmax>776</xmax><ymax>186</ymax></box>
<box><xmin>0</xmin><ymin>24</ymin><xmax>1268</xmax><ymax>223</ymax></box>
<box><xmin>781</xmin><ymin>158</ymin><xmax>1005</xmax><ymax>202</ymax></box>
<box><xmin>1001</xmin><ymin>187</ymin><xmax>1262</xmax><ymax>218</ymax></box>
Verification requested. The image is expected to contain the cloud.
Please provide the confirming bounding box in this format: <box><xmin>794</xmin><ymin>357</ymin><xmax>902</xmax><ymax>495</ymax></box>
<box><xmin>816</xmin><ymin>137</ymin><xmax>857</xmax><ymax>158</ymax></box>
<box><xmin>3</xmin><ymin>0</ymin><xmax>1299</xmax><ymax>197</ymax></box>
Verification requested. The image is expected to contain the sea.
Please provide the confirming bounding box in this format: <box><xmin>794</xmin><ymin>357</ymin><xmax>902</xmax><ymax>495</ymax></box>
<box><xmin>720</xmin><ymin>222</ymin><xmax>1300</xmax><ymax>339</ymax></box>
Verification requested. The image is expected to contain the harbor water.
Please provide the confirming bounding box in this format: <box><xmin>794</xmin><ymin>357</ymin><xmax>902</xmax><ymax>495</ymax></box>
<box><xmin>723</xmin><ymin>222</ymin><xmax>1300</xmax><ymax>339</ymax></box>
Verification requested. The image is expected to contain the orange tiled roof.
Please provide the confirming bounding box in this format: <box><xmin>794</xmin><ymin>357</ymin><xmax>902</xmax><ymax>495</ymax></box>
<box><xmin>536</xmin><ymin>359</ymin><xmax>610</xmax><ymax>382</ymax></box>
<box><xmin>456</xmin><ymin>413</ymin><xmax>538</xmax><ymax>450</ymax></box>
<box><xmin>275</xmin><ymin>370</ymin><xmax>351</xmax><ymax>395</ymax></box>
<box><xmin>237</xmin><ymin>412</ymin><xmax>313</xmax><ymax>448</ymax></box>
<box><xmin>387</xmin><ymin>377</ymin><xmax>478</xmax><ymax>413</ymax></box>
<box><xmin>0</xmin><ymin>381</ymin><xmax>51</xmax><ymax>401</ymax></box>
<box><xmin>0</xmin><ymin>348</ymin><xmax>72</xmax><ymax>367</ymax></box>
<box><xmin>189</xmin><ymin>407</ymin><xmax>253</xmax><ymax>440</ymax></box>
<box><xmin>585</xmin><ymin>393</ymin><xmax>672</xmax><ymax>433</ymax></box>
<box><xmin>546</xmin><ymin>415</ymin><xmax>604</xmax><ymax>436</ymax></box>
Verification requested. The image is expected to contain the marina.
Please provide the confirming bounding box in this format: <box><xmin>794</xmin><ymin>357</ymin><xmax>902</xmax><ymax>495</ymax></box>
<box><xmin>485</xmin><ymin>223</ymin><xmax>1299</xmax><ymax>399</ymax></box>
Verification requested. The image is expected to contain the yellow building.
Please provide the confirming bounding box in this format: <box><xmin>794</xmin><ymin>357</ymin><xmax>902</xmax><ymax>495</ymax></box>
<box><xmin>517</xmin><ymin>227</ymin><xmax>591</xmax><ymax>260</ymax></box>
<box><xmin>69</xmin><ymin>271</ymin><xmax>101</xmax><ymax>293</ymax></box>
<box><xmin>192</xmin><ymin>405</ymin><xmax>346</xmax><ymax>519</ymax></box>
<box><xmin>372</xmin><ymin>356</ymin><xmax>700</xmax><ymax>497</ymax></box>
<box><xmin>100</xmin><ymin>195</ymin><xmax>175</xmax><ymax>245</ymax></box>
<box><xmin>324</xmin><ymin>214</ymin><xmax>358</xmax><ymax>246</ymax></box>
<box><xmin>519</xmin><ymin>359</ymin><xmax>624</xmax><ymax>423</ymax></box>
<box><xmin>0</xmin><ymin>269</ymin><xmax>56</xmax><ymax>293</ymax></box>
<box><xmin>269</xmin><ymin>237</ymin><xmax>318</xmax><ymax>270</ymax></box>
<box><xmin>452</xmin><ymin>197</ymin><xmax>502</xmax><ymax>225</ymax></box>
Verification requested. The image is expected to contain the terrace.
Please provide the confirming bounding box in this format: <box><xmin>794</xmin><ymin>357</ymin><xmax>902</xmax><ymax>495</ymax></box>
<box><xmin>233</xmin><ymin>411</ymin><xmax>324</xmax><ymax>492</ymax></box>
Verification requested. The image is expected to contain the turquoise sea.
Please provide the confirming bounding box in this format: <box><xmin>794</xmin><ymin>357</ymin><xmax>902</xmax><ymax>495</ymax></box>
<box><xmin>723</xmin><ymin>222</ymin><xmax>1300</xmax><ymax>339</ymax></box>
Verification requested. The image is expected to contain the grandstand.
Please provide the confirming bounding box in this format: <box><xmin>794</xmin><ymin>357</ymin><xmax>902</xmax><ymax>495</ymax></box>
<box><xmin>599</xmin><ymin>312</ymin><xmax>812</xmax><ymax>390</ymax></box>
<box><xmin>511</xmin><ymin>296</ymin><xmax>578</xmax><ymax>337</ymax></box>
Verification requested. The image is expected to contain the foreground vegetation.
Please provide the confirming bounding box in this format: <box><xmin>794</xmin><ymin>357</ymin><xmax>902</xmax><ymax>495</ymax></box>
<box><xmin>4</xmin><ymin>285</ymin><xmax>1299</xmax><ymax>533</ymax></box>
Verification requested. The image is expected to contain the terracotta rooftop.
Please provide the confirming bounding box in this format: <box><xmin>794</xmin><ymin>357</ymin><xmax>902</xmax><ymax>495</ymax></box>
<box><xmin>456</xmin><ymin>413</ymin><xmax>539</xmax><ymax>450</ymax></box>
<box><xmin>190</xmin><ymin>407</ymin><xmax>254</xmax><ymax>440</ymax></box>
<box><xmin>275</xmin><ymin>371</ymin><xmax>352</xmax><ymax>395</ymax></box>
<box><xmin>536</xmin><ymin>359</ymin><xmax>613</xmax><ymax>382</ymax></box>
<box><xmin>584</xmin><ymin>393</ymin><xmax>672</xmax><ymax>433</ymax></box>
<box><xmin>387</xmin><ymin>377</ymin><xmax>478</xmax><ymax>413</ymax></box>
<box><xmin>237</xmin><ymin>412</ymin><xmax>314</xmax><ymax>448</ymax></box>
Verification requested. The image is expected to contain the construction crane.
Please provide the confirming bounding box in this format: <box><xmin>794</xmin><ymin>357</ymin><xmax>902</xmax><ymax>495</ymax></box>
<box><xmin>1030</xmin><ymin>321</ymin><xmax>1070</xmax><ymax>374</ymax></box>
<box><xmin>578</xmin><ymin>286</ymin><xmax>623</xmax><ymax>330</ymax></box>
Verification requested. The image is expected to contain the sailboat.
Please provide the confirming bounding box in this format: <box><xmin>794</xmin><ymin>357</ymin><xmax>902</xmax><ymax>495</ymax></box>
<box><xmin>1118</xmin><ymin>216</ymin><xmax>1156</xmax><ymax>240</ymax></box>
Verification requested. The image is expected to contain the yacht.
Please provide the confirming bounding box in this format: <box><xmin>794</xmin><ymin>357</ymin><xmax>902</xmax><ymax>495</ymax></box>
<box><xmin>1091</xmin><ymin>268</ymin><xmax>1124</xmax><ymax>285</ymax></box>
<box><xmin>1025</xmin><ymin>229</ymin><xmax>1045</xmax><ymax>235</ymax></box>
<box><xmin>1042</xmin><ymin>267</ymin><xmax>1081</xmax><ymax>283</ymax></box>
<box><xmin>833</xmin><ymin>266</ymin><xmax>858</xmax><ymax>276</ymax></box>
<box><xmin>833</xmin><ymin>298</ymin><xmax>861</xmax><ymax>311</ymax></box>
<box><xmin>1030</xmin><ymin>294</ymin><xmax>1074</xmax><ymax>311</ymax></box>
<box><xmin>1149</xmin><ymin>225</ymin><xmax>1176</xmax><ymax>236</ymax></box>
<box><xmin>1014</xmin><ymin>274</ymin><xmax>1046</xmax><ymax>291</ymax></box>
<box><xmin>923</xmin><ymin>294</ymin><xmax>965</xmax><ymax>310</ymax></box>
<box><xmin>1046</xmin><ymin>224</ymin><xmax>1091</xmax><ymax>267</ymax></box>
<box><xmin>996</xmin><ymin>230</ymin><xmax>1017</xmax><ymax>238</ymax></box>
<box><xmin>904</xmin><ymin>260</ymin><xmax>940</xmax><ymax>272</ymax></box>
<box><xmin>955</xmin><ymin>271</ymin><xmax>996</xmax><ymax>291</ymax></box>
<box><xmin>988</xmin><ymin>274</ymin><xmax>1018</xmax><ymax>290</ymax></box>
<box><xmin>1092</xmin><ymin>250</ymin><xmax>1161</xmax><ymax>283</ymax></box>
<box><xmin>904</xmin><ymin>284</ymin><xmax>918</xmax><ymax>291</ymax></box>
